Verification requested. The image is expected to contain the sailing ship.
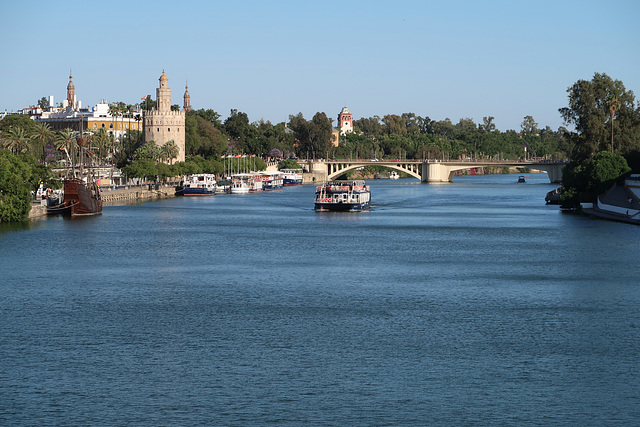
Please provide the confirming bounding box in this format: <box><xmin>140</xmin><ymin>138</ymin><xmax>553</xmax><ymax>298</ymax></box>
<box><xmin>47</xmin><ymin>131</ymin><xmax>102</xmax><ymax>216</ymax></box>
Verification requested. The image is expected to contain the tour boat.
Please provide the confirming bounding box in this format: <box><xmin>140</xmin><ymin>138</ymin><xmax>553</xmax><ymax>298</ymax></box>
<box><xmin>230</xmin><ymin>174</ymin><xmax>251</xmax><ymax>194</ymax></box>
<box><xmin>258</xmin><ymin>171</ymin><xmax>283</xmax><ymax>191</ymax></box>
<box><xmin>282</xmin><ymin>168</ymin><xmax>303</xmax><ymax>186</ymax></box>
<box><xmin>182</xmin><ymin>174</ymin><xmax>217</xmax><ymax>196</ymax></box>
<box><xmin>314</xmin><ymin>180</ymin><xmax>371</xmax><ymax>212</ymax></box>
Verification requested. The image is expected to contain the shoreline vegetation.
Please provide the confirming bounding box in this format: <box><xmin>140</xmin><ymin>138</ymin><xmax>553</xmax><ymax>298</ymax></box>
<box><xmin>2</xmin><ymin>72</ymin><xmax>639</xmax><ymax>223</ymax></box>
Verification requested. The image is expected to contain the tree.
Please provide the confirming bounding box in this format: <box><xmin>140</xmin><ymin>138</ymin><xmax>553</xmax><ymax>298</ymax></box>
<box><xmin>0</xmin><ymin>151</ymin><xmax>35</xmax><ymax>222</ymax></box>
<box><xmin>2</xmin><ymin>127</ymin><xmax>31</xmax><ymax>155</ymax></box>
<box><xmin>278</xmin><ymin>158</ymin><xmax>301</xmax><ymax>170</ymax></box>
<box><xmin>308</xmin><ymin>112</ymin><xmax>333</xmax><ymax>158</ymax></box>
<box><xmin>559</xmin><ymin>72</ymin><xmax>637</xmax><ymax>160</ymax></box>
<box><xmin>382</xmin><ymin>114</ymin><xmax>407</xmax><ymax>136</ymax></box>
<box><xmin>193</xmin><ymin>108</ymin><xmax>222</xmax><ymax>128</ymax></box>
<box><xmin>55</xmin><ymin>128</ymin><xmax>77</xmax><ymax>165</ymax></box>
<box><xmin>586</xmin><ymin>151</ymin><xmax>631</xmax><ymax>195</ymax></box>
<box><xmin>32</xmin><ymin>122</ymin><xmax>53</xmax><ymax>163</ymax></box>
<box><xmin>606</xmin><ymin>95</ymin><xmax>620</xmax><ymax>153</ymax></box>
<box><xmin>480</xmin><ymin>116</ymin><xmax>496</xmax><ymax>133</ymax></box>
<box><xmin>0</xmin><ymin>114</ymin><xmax>37</xmax><ymax>135</ymax></box>
<box><xmin>109</xmin><ymin>103</ymin><xmax>121</xmax><ymax>143</ymax></box>
<box><xmin>161</xmin><ymin>140</ymin><xmax>179</xmax><ymax>164</ymax></box>
<box><xmin>520</xmin><ymin>115</ymin><xmax>538</xmax><ymax>136</ymax></box>
<box><xmin>37</xmin><ymin>97</ymin><xmax>49</xmax><ymax>110</ymax></box>
<box><xmin>135</xmin><ymin>141</ymin><xmax>162</xmax><ymax>161</ymax></box>
<box><xmin>224</xmin><ymin>109</ymin><xmax>251</xmax><ymax>151</ymax></box>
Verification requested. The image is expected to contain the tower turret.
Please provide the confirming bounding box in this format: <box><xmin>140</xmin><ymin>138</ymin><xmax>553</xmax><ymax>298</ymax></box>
<box><xmin>183</xmin><ymin>83</ymin><xmax>191</xmax><ymax>112</ymax></box>
<box><xmin>67</xmin><ymin>71</ymin><xmax>76</xmax><ymax>110</ymax></box>
<box><xmin>156</xmin><ymin>70</ymin><xmax>171</xmax><ymax>112</ymax></box>
<box><xmin>338</xmin><ymin>107</ymin><xmax>353</xmax><ymax>135</ymax></box>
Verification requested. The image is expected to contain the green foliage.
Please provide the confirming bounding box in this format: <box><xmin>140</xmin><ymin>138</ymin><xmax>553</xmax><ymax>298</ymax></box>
<box><xmin>135</xmin><ymin>142</ymin><xmax>162</xmax><ymax>161</ymax></box>
<box><xmin>278</xmin><ymin>159</ymin><xmax>301</xmax><ymax>170</ymax></box>
<box><xmin>560</xmin><ymin>151</ymin><xmax>631</xmax><ymax>208</ymax></box>
<box><xmin>559</xmin><ymin>72</ymin><xmax>640</xmax><ymax>160</ymax></box>
<box><xmin>0</xmin><ymin>151</ymin><xmax>39</xmax><ymax>222</ymax></box>
<box><xmin>586</xmin><ymin>151</ymin><xmax>631</xmax><ymax>195</ymax></box>
<box><xmin>185</xmin><ymin>113</ymin><xmax>227</xmax><ymax>158</ymax></box>
<box><xmin>0</xmin><ymin>114</ymin><xmax>38</xmax><ymax>134</ymax></box>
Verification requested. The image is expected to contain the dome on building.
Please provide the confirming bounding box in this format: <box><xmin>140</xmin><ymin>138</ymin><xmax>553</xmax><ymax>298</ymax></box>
<box><xmin>159</xmin><ymin>70</ymin><xmax>168</xmax><ymax>81</ymax></box>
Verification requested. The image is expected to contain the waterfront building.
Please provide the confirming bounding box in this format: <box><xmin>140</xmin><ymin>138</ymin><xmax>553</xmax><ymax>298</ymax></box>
<box><xmin>143</xmin><ymin>71</ymin><xmax>186</xmax><ymax>163</ymax></box>
<box><xmin>35</xmin><ymin>73</ymin><xmax>143</xmax><ymax>139</ymax></box>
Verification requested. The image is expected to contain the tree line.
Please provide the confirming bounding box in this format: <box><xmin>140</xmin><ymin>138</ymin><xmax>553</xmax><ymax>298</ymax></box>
<box><xmin>2</xmin><ymin>72</ymin><xmax>639</xmax><ymax>219</ymax></box>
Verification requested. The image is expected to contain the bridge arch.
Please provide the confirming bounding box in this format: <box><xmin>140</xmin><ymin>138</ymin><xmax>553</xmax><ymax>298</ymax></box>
<box><xmin>326</xmin><ymin>161</ymin><xmax>422</xmax><ymax>180</ymax></box>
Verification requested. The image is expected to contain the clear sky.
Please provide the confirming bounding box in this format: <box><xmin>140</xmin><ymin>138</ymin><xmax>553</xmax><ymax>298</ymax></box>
<box><xmin>1</xmin><ymin>0</ymin><xmax>638</xmax><ymax>131</ymax></box>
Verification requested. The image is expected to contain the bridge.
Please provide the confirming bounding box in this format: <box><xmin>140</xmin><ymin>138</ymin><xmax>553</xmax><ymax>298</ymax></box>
<box><xmin>299</xmin><ymin>159</ymin><xmax>564</xmax><ymax>183</ymax></box>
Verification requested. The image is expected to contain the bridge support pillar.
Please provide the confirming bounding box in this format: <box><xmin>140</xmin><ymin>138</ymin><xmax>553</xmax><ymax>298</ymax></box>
<box><xmin>422</xmin><ymin>162</ymin><xmax>453</xmax><ymax>183</ymax></box>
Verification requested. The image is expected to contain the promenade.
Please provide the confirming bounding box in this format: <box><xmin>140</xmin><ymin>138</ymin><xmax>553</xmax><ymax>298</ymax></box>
<box><xmin>28</xmin><ymin>183</ymin><xmax>178</xmax><ymax>219</ymax></box>
<box><xmin>100</xmin><ymin>183</ymin><xmax>177</xmax><ymax>204</ymax></box>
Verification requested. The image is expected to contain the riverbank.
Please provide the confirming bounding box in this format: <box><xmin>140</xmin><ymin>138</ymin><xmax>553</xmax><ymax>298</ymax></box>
<box><xmin>28</xmin><ymin>183</ymin><xmax>177</xmax><ymax>220</ymax></box>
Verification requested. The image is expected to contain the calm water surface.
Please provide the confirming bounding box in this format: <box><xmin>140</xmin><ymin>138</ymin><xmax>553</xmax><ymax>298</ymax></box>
<box><xmin>1</xmin><ymin>173</ymin><xmax>639</xmax><ymax>425</ymax></box>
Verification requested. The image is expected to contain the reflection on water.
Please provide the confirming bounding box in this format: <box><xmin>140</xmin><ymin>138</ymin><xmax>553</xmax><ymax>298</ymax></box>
<box><xmin>1</xmin><ymin>174</ymin><xmax>639</xmax><ymax>425</ymax></box>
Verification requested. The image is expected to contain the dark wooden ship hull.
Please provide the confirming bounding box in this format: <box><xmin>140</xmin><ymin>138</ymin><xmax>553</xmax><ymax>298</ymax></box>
<box><xmin>47</xmin><ymin>178</ymin><xmax>102</xmax><ymax>216</ymax></box>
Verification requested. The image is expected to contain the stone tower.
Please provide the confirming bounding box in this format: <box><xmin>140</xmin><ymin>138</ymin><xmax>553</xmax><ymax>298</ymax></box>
<box><xmin>183</xmin><ymin>83</ymin><xmax>191</xmax><ymax>112</ymax></box>
<box><xmin>143</xmin><ymin>70</ymin><xmax>186</xmax><ymax>163</ymax></box>
<box><xmin>337</xmin><ymin>107</ymin><xmax>353</xmax><ymax>135</ymax></box>
<box><xmin>67</xmin><ymin>71</ymin><xmax>75</xmax><ymax>110</ymax></box>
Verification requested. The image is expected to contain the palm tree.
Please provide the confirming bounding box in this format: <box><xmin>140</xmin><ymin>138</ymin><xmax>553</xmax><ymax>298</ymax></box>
<box><xmin>109</xmin><ymin>103</ymin><xmax>121</xmax><ymax>145</ymax></box>
<box><xmin>55</xmin><ymin>128</ymin><xmax>77</xmax><ymax>166</ymax></box>
<box><xmin>94</xmin><ymin>128</ymin><xmax>110</xmax><ymax>165</ymax></box>
<box><xmin>3</xmin><ymin>127</ymin><xmax>31</xmax><ymax>155</ymax></box>
<box><xmin>161</xmin><ymin>140</ymin><xmax>179</xmax><ymax>164</ymax></box>
<box><xmin>606</xmin><ymin>95</ymin><xmax>620</xmax><ymax>153</ymax></box>
<box><xmin>32</xmin><ymin>122</ymin><xmax>53</xmax><ymax>163</ymax></box>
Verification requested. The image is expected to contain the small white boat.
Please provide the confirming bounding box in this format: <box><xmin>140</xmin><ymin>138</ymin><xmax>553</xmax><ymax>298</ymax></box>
<box><xmin>230</xmin><ymin>174</ymin><xmax>251</xmax><ymax>194</ymax></box>
<box><xmin>389</xmin><ymin>171</ymin><xmax>399</xmax><ymax>180</ymax></box>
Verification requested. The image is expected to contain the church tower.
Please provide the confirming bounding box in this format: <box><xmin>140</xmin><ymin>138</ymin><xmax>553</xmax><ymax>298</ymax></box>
<box><xmin>143</xmin><ymin>70</ymin><xmax>186</xmax><ymax>163</ymax></box>
<box><xmin>67</xmin><ymin>71</ymin><xmax>76</xmax><ymax>110</ymax></box>
<box><xmin>338</xmin><ymin>107</ymin><xmax>353</xmax><ymax>135</ymax></box>
<box><xmin>183</xmin><ymin>83</ymin><xmax>191</xmax><ymax>112</ymax></box>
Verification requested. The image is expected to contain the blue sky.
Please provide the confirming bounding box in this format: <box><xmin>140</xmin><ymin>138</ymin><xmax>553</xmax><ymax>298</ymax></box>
<box><xmin>1</xmin><ymin>0</ymin><xmax>638</xmax><ymax>131</ymax></box>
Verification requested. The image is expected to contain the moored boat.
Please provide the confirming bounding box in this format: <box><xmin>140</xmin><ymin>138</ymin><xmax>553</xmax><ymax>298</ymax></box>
<box><xmin>182</xmin><ymin>174</ymin><xmax>217</xmax><ymax>196</ymax></box>
<box><xmin>314</xmin><ymin>180</ymin><xmax>371</xmax><ymax>212</ymax></box>
<box><xmin>281</xmin><ymin>168</ymin><xmax>303</xmax><ymax>186</ymax></box>
<box><xmin>259</xmin><ymin>171</ymin><xmax>284</xmax><ymax>191</ymax></box>
<box><xmin>47</xmin><ymin>177</ymin><xmax>103</xmax><ymax>216</ymax></box>
<box><xmin>582</xmin><ymin>174</ymin><xmax>640</xmax><ymax>224</ymax></box>
<box><xmin>46</xmin><ymin>135</ymin><xmax>102</xmax><ymax>217</ymax></box>
<box><xmin>230</xmin><ymin>174</ymin><xmax>251</xmax><ymax>194</ymax></box>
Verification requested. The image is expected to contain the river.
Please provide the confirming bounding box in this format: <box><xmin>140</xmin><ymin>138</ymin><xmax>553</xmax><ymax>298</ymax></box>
<box><xmin>1</xmin><ymin>173</ymin><xmax>639</xmax><ymax>425</ymax></box>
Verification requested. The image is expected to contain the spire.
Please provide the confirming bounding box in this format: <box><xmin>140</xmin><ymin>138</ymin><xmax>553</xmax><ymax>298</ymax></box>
<box><xmin>67</xmin><ymin>70</ymin><xmax>76</xmax><ymax>110</ymax></box>
<box><xmin>183</xmin><ymin>81</ymin><xmax>191</xmax><ymax>112</ymax></box>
